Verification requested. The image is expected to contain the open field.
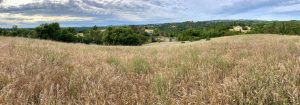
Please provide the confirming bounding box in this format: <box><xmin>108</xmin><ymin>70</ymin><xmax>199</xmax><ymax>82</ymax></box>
<box><xmin>0</xmin><ymin>34</ymin><xmax>300</xmax><ymax>104</ymax></box>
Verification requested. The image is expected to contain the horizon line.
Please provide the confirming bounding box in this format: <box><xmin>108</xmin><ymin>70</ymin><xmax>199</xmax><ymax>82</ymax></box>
<box><xmin>1</xmin><ymin>19</ymin><xmax>299</xmax><ymax>29</ymax></box>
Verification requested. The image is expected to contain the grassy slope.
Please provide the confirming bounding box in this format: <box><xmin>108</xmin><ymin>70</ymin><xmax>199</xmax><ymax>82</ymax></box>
<box><xmin>0</xmin><ymin>34</ymin><xmax>300</xmax><ymax>104</ymax></box>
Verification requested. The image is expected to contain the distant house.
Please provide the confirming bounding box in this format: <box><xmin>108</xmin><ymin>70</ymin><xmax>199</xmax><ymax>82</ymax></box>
<box><xmin>100</xmin><ymin>29</ymin><xmax>106</xmax><ymax>32</ymax></box>
<box><xmin>245</xmin><ymin>26</ymin><xmax>252</xmax><ymax>30</ymax></box>
<box><xmin>145</xmin><ymin>29</ymin><xmax>154</xmax><ymax>34</ymax></box>
<box><xmin>76</xmin><ymin>33</ymin><xmax>84</xmax><ymax>37</ymax></box>
<box><xmin>171</xmin><ymin>25</ymin><xmax>177</xmax><ymax>28</ymax></box>
<box><xmin>233</xmin><ymin>26</ymin><xmax>243</xmax><ymax>31</ymax></box>
<box><xmin>229</xmin><ymin>26</ymin><xmax>251</xmax><ymax>33</ymax></box>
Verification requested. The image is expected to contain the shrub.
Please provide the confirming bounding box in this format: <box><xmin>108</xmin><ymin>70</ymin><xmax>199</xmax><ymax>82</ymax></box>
<box><xmin>177</xmin><ymin>34</ymin><xmax>192</xmax><ymax>41</ymax></box>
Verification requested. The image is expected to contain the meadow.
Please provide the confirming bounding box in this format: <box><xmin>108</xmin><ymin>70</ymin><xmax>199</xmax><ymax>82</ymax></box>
<box><xmin>0</xmin><ymin>34</ymin><xmax>300</xmax><ymax>104</ymax></box>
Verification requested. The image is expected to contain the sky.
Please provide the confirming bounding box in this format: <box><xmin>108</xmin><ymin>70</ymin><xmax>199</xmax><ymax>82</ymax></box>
<box><xmin>0</xmin><ymin>0</ymin><xmax>300</xmax><ymax>27</ymax></box>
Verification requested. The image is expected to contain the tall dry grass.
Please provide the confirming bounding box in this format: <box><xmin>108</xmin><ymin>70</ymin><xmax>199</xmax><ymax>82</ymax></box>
<box><xmin>0</xmin><ymin>34</ymin><xmax>300</xmax><ymax>104</ymax></box>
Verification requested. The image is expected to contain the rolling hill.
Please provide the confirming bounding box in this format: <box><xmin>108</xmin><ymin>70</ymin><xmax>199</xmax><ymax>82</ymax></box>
<box><xmin>0</xmin><ymin>34</ymin><xmax>300</xmax><ymax>104</ymax></box>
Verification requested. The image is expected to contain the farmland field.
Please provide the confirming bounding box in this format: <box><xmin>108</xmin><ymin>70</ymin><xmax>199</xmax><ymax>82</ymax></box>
<box><xmin>0</xmin><ymin>34</ymin><xmax>300</xmax><ymax>104</ymax></box>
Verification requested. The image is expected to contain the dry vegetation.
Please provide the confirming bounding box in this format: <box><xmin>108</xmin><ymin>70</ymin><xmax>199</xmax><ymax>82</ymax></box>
<box><xmin>1</xmin><ymin>34</ymin><xmax>300</xmax><ymax>104</ymax></box>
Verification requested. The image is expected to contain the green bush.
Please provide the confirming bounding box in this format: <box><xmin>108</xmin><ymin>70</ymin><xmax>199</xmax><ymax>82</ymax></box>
<box><xmin>103</xmin><ymin>27</ymin><xmax>148</xmax><ymax>45</ymax></box>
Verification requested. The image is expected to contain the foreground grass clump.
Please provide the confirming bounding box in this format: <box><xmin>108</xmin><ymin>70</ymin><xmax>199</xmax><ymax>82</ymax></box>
<box><xmin>0</xmin><ymin>34</ymin><xmax>300</xmax><ymax>104</ymax></box>
<box><xmin>131</xmin><ymin>57</ymin><xmax>150</xmax><ymax>74</ymax></box>
<box><xmin>153</xmin><ymin>76</ymin><xmax>168</xmax><ymax>96</ymax></box>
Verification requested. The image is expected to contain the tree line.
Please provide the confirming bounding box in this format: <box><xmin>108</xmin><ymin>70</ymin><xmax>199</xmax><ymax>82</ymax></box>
<box><xmin>250</xmin><ymin>21</ymin><xmax>300</xmax><ymax>35</ymax></box>
<box><xmin>1</xmin><ymin>20</ymin><xmax>300</xmax><ymax>45</ymax></box>
<box><xmin>0</xmin><ymin>23</ymin><xmax>149</xmax><ymax>45</ymax></box>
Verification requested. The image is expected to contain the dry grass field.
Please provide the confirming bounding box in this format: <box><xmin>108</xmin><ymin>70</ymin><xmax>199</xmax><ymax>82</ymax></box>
<box><xmin>0</xmin><ymin>34</ymin><xmax>300</xmax><ymax>104</ymax></box>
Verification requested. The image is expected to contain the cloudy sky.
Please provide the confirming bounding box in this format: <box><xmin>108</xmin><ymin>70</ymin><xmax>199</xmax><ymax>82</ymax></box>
<box><xmin>0</xmin><ymin>0</ymin><xmax>300</xmax><ymax>27</ymax></box>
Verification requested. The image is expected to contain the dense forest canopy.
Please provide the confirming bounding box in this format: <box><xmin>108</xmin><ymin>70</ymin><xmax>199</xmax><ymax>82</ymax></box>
<box><xmin>1</xmin><ymin>20</ymin><xmax>300</xmax><ymax>45</ymax></box>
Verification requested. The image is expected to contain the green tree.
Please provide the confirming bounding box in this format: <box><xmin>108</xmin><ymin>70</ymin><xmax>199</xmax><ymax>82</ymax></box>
<box><xmin>59</xmin><ymin>28</ymin><xmax>77</xmax><ymax>42</ymax></box>
<box><xmin>35</xmin><ymin>23</ymin><xmax>61</xmax><ymax>40</ymax></box>
<box><xmin>103</xmin><ymin>27</ymin><xmax>148</xmax><ymax>45</ymax></box>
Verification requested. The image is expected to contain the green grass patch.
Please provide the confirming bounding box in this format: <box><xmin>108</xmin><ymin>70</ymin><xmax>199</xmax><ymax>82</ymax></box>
<box><xmin>153</xmin><ymin>76</ymin><xmax>168</xmax><ymax>96</ymax></box>
<box><xmin>0</xmin><ymin>75</ymin><xmax>11</xmax><ymax>90</ymax></box>
<box><xmin>106</xmin><ymin>56</ymin><xmax>120</xmax><ymax>66</ymax></box>
<box><xmin>131</xmin><ymin>57</ymin><xmax>150</xmax><ymax>74</ymax></box>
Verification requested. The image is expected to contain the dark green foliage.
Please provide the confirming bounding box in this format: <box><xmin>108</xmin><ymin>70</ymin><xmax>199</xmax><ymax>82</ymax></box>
<box><xmin>35</xmin><ymin>23</ymin><xmax>61</xmax><ymax>40</ymax></box>
<box><xmin>0</xmin><ymin>28</ymin><xmax>9</xmax><ymax>36</ymax></box>
<box><xmin>82</xmin><ymin>29</ymin><xmax>104</xmax><ymax>44</ymax></box>
<box><xmin>251</xmin><ymin>21</ymin><xmax>300</xmax><ymax>35</ymax></box>
<box><xmin>34</xmin><ymin>23</ymin><xmax>148</xmax><ymax>45</ymax></box>
<box><xmin>103</xmin><ymin>27</ymin><xmax>148</xmax><ymax>45</ymax></box>
<box><xmin>59</xmin><ymin>28</ymin><xmax>77</xmax><ymax>42</ymax></box>
<box><xmin>35</xmin><ymin>23</ymin><xmax>79</xmax><ymax>43</ymax></box>
<box><xmin>177</xmin><ymin>28</ymin><xmax>226</xmax><ymax>41</ymax></box>
<box><xmin>13</xmin><ymin>29</ymin><xmax>37</xmax><ymax>38</ymax></box>
<box><xmin>177</xmin><ymin>33</ymin><xmax>193</xmax><ymax>41</ymax></box>
<box><xmin>80</xmin><ymin>26</ymin><xmax>148</xmax><ymax>45</ymax></box>
<box><xmin>0</xmin><ymin>26</ymin><xmax>37</xmax><ymax>38</ymax></box>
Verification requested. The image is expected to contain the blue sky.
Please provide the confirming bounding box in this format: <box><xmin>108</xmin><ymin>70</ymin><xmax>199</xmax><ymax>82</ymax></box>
<box><xmin>0</xmin><ymin>0</ymin><xmax>300</xmax><ymax>27</ymax></box>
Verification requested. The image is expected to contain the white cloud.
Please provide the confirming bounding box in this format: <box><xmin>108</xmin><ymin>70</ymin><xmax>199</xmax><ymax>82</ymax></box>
<box><xmin>0</xmin><ymin>13</ymin><xmax>93</xmax><ymax>24</ymax></box>
<box><xmin>0</xmin><ymin>0</ymin><xmax>69</xmax><ymax>7</ymax></box>
<box><xmin>0</xmin><ymin>0</ymin><xmax>183</xmax><ymax>26</ymax></box>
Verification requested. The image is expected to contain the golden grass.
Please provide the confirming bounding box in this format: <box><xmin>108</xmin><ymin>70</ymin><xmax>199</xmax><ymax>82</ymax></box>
<box><xmin>0</xmin><ymin>34</ymin><xmax>300</xmax><ymax>104</ymax></box>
